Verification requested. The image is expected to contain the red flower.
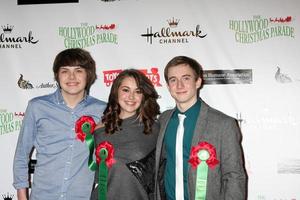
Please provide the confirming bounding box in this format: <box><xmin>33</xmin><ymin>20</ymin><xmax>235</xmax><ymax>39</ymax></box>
<box><xmin>188</xmin><ymin>141</ymin><xmax>219</xmax><ymax>169</ymax></box>
<box><xmin>75</xmin><ymin>116</ymin><xmax>96</xmax><ymax>142</ymax></box>
<box><xmin>95</xmin><ymin>141</ymin><xmax>116</xmax><ymax>168</ymax></box>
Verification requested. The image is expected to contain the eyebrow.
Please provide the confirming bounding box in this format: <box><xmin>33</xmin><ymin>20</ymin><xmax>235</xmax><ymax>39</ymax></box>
<box><xmin>168</xmin><ymin>74</ymin><xmax>192</xmax><ymax>80</ymax></box>
<box><xmin>119</xmin><ymin>85</ymin><xmax>129</xmax><ymax>88</ymax></box>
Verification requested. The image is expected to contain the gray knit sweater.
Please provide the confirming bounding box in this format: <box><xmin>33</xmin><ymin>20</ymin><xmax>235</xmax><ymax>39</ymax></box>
<box><xmin>91</xmin><ymin>115</ymin><xmax>159</xmax><ymax>200</ymax></box>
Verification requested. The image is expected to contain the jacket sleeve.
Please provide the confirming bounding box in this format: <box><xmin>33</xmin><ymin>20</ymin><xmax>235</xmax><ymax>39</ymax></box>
<box><xmin>221</xmin><ymin>118</ymin><xmax>247</xmax><ymax>199</ymax></box>
<box><xmin>13</xmin><ymin>100</ymin><xmax>37</xmax><ymax>189</ymax></box>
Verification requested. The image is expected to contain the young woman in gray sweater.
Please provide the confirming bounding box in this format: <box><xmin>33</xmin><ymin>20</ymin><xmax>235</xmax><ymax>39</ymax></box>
<box><xmin>91</xmin><ymin>69</ymin><xmax>160</xmax><ymax>200</ymax></box>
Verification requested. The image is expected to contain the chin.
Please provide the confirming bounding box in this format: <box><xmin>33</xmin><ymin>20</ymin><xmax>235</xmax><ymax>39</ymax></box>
<box><xmin>174</xmin><ymin>96</ymin><xmax>188</xmax><ymax>101</ymax></box>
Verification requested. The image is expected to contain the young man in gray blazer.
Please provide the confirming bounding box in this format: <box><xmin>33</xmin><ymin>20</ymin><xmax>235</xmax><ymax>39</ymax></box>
<box><xmin>154</xmin><ymin>56</ymin><xmax>247</xmax><ymax>200</ymax></box>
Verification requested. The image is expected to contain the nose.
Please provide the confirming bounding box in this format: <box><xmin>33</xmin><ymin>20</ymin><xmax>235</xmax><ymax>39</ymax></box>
<box><xmin>69</xmin><ymin>71</ymin><xmax>75</xmax><ymax>79</ymax></box>
<box><xmin>128</xmin><ymin>91</ymin><xmax>135</xmax><ymax>100</ymax></box>
<box><xmin>177</xmin><ymin>79</ymin><xmax>184</xmax><ymax>88</ymax></box>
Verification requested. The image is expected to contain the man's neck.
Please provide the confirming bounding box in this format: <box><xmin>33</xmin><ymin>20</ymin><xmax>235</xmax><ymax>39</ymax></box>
<box><xmin>176</xmin><ymin>98</ymin><xmax>197</xmax><ymax>113</ymax></box>
<box><xmin>61</xmin><ymin>92</ymin><xmax>85</xmax><ymax>109</ymax></box>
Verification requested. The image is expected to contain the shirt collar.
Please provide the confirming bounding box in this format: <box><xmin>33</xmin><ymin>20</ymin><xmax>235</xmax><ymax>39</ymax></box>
<box><xmin>174</xmin><ymin>98</ymin><xmax>201</xmax><ymax>117</ymax></box>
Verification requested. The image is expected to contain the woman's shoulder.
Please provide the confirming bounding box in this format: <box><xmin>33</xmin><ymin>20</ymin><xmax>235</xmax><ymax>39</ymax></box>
<box><xmin>95</xmin><ymin>123</ymin><xmax>104</xmax><ymax>129</ymax></box>
<box><xmin>94</xmin><ymin>123</ymin><xmax>105</xmax><ymax>133</ymax></box>
<box><xmin>150</xmin><ymin>120</ymin><xmax>160</xmax><ymax>135</ymax></box>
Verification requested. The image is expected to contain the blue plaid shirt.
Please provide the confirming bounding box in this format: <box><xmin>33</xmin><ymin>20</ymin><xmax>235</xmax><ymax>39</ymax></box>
<box><xmin>13</xmin><ymin>89</ymin><xmax>106</xmax><ymax>200</ymax></box>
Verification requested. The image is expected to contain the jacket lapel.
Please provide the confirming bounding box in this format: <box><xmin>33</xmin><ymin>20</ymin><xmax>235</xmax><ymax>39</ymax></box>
<box><xmin>155</xmin><ymin>109</ymin><xmax>174</xmax><ymax>200</ymax></box>
<box><xmin>188</xmin><ymin>99</ymin><xmax>210</xmax><ymax>200</ymax></box>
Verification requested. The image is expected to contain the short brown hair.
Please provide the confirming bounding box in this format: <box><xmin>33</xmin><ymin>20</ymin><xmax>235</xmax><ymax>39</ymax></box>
<box><xmin>164</xmin><ymin>56</ymin><xmax>204</xmax><ymax>94</ymax></box>
<box><xmin>53</xmin><ymin>48</ymin><xmax>96</xmax><ymax>94</ymax></box>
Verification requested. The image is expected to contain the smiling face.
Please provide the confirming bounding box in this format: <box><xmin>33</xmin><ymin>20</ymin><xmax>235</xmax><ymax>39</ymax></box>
<box><xmin>167</xmin><ymin>64</ymin><xmax>202</xmax><ymax>112</ymax></box>
<box><xmin>117</xmin><ymin>76</ymin><xmax>143</xmax><ymax>119</ymax></box>
<box><xmin>58</xmin><ymin>66</ymin><xmax>87</xmax><ymax>99</ymax></box>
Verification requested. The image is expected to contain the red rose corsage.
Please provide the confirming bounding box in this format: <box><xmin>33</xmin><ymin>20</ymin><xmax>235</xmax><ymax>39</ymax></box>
<box><xmin>75</xmin><ymin>116</ymin><xmax>96</xmax><ymax>142</ymax></box>
<box><xmin>95</xmin><ymin>141</ymin><xmax>116</xmax><ymax>168</ymax></box>
<box><xmin>188</xmin><ymin>141</ymin><xmax>219</xmax><ymax>169</ymax></box>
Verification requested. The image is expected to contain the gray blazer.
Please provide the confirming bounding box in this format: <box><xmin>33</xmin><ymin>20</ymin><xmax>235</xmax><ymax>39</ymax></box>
<box><xmin>154</xmin><ymin>99</ymin><xmax>247</xmax><ymax>200</ymax></box>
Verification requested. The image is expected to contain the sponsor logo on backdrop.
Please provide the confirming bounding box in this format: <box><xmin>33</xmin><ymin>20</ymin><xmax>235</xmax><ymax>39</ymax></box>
<box><xmin>256</xmin><ymin>195</ymin><xmax>296</xmax><ymax>200</ymax></box>
<box><xmin>18</xmin><ymin>0</ymin><xmax>78</xmax><ymax>4</ymax></box>
<box><xmin>275</xmin><ymin>67</ymin><xmax>300</xmax><ymax>83</ymax></box>
<box><xmin>0</xmin><ymin>24</ymin><xmax>39</xmax><ymax>49</ymax></box>
<box><xmin>2</xmin><ymin>193</ymin><xmax>14</xmax><ymax>200</ymax></box>
<box><xmin>229</xmin><ymin>15</ymin><xmax>295</xmax><ymax>43</ymax></box>
<box><xmin>17</xmin><ymin>74</ymin><xmax>34</xmax><ymax>89</ymax></box>
<box><xmin>256</xmin><ymin>195</ymin><xmax>266</xmax><ymax>200</ymax></box>
<box><xmin>17</xmin><ymin>74</ymin><xmax>57</xmax><ymax>90</ymax></box>
<box><xmin>203</xmin><ymin>69</ymin><xmax>252</xmax><ymax>84</ymax></box>
<box><xmin>249</xmin><ymin>114</ymin><xmax>298</xmax><ymax>130</ymax></box>
<box><xmin>141</xmin><ymin>17</ymin><xmax>207</xmax><ymax>44</ymax></box>
<box><xmin>236</xmin><ymin>112</ymin><xmax>245</xmax><ymax>128</ymax></box>
<box><xmin>59</xmin><ymin>23</ymin><xmax>118</xmax><ymax>48</ymax></box>
<box><xmin>0</xmin><ymin>109</ymin><xmax>23</xmax><ymax>136</ymax></box>
<box><xmin>103</xmin><ymin>67</ymin><xmax>162</xmax><ymax>87</ymax></box>
<box><xmin>278</xmin><ymin>159</ymin><xmax>300</xmax><ymax>174</ymax></box>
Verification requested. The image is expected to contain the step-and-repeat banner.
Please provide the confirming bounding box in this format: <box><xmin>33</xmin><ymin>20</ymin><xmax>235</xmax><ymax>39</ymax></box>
<box><xmin>1</xmin><ymin>0</ymin><xmax>299</xmax><ymax>199</ymax></box>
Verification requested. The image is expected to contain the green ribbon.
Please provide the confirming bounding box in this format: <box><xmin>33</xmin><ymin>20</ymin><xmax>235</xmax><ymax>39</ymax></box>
<box><xmin>81</xmin><ymin>122</ymin><xmax>97</xmax><ymax>171</ymax></box>
<box><xmin>195</xmin><ymin>150</ymin><xmax>210</xmax><ymax>200</ymax></box>
<box><xmin>98</xmin><ymin>148</ymin><xmax>108</xmax><ymax>200</ymax></box>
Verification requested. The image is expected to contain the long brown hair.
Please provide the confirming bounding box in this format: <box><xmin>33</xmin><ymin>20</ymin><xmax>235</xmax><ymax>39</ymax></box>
<box><xmin>102</xmin><ymin>69</ymin><xmax>160</xmax><ymax>134</ymax></box>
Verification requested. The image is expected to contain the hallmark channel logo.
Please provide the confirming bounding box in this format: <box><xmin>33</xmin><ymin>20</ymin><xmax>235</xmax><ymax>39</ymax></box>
<box><xmin>278</xmin><ymin>159</ymin><xmax>300</xmax><ymax>174</ymax></box>
<box><xmin>103</xmin><ymin>67</ymin><xmax>162</xmax><ymax>87</ymax></box>
<box><xmin>256</xmin><ymin>194</ymin><xmax>297</xmax><ymax>200</ymax></box>
<box><xmin>2</xmin><ymin>193</ymin><xmax>14</xmax><ymax>200</ymax></box>
<box><xmin>141</xmin><ymin>17</ymin><xmax>207</xmax><ymax>44</ymax></box>
<box><xmin>236</xmin><ymin>112</ymin><xmax>245</xmax><ymax>128</ymax></box>
<box><xmin>59</xmin><ymin>22</ymin><xmax>118</xmax><ymax>48</ymax></box>
<box><xmin>0</xmin><ymin>24</ymin><xmax>39</xmax><ymax>49</ymax></box>
<box><xmin>0</xmin><ymin>109</ymin><xmax>23</xmax><ymax>136</ymax></box>
<box><xmin>229</xmin><ymin>15</ymin><xmax>295</xmax><ymax>43</ymax></box>
<box><xmin>17</xmin><ymin>74</ymin><xmax>57</xmax><ymax>90</ymax></box>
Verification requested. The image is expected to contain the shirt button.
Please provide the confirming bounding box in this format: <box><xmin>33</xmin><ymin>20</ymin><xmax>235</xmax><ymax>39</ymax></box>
<box><xmin>70</xmin><ymin>145</ymin><xmax>73</xmax><ymax>148</ymax></box>
<box><xmin>64</xmin><ymin>177</ymin><xmax>68</xmax><ymax>180</ymax></box>
<box><xmin>60</xmin><ymin>194</ymin><xmax>64</xmax><ymax>197</ymax></box>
